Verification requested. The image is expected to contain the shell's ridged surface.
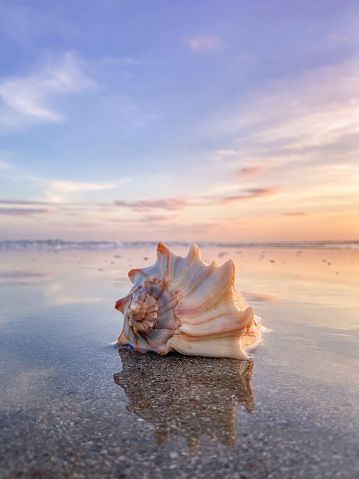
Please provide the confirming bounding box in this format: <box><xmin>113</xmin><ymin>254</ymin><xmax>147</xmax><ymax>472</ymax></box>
<box><xmin>115</xmin><ymin>242</ymin><xmax>262</xmax><ymax>359</ymax></box>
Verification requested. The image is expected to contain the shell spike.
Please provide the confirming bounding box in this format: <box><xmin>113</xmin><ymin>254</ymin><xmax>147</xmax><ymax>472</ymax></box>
<box><xmin>115</xmin><ymin>294</ymin><xmax>131</xmax><ymax>312</ymax></box>
<box><xmin>128</xmin><ymin>268</ymin><xmax>144</xmax><ymax>283</ymax></box>
<box><xmin>187</xmin><ymin>242</ymin><xmax>207</xmax><ymax>266</ymax></box>
<box><xmin>156</xmin><ymin>242</ymin><xmax>170</xmax><ymax>258</ymax></box>
<box><xmin>224</xmin><ymin>258</ymin><xmax>235</xmax><ymax>271</ymax></box>
<box><xmin>220</xmin><ymin>259</ymin><xmax>235</xmax><ymax>284</ymax></box>
<box><xmin>188</xmin><ymin>242</ymin><xmax>200</xmax><ymax>259</ymax></box>
<box><xmin>153</xmin><ymin>242</ymin><xmax>172</xmax><ymax>280</ymax></box>
<box><xmin>211</xmin><ymin>260</ymin><xmax>217</xmax><ymax>269</ymax></box>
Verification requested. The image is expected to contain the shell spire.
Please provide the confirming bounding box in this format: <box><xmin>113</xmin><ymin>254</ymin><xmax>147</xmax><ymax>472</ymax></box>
<box><xmin>115</xmin><ymin>243</ymin><xmax>262</xmax><ymax>359</ymax></box>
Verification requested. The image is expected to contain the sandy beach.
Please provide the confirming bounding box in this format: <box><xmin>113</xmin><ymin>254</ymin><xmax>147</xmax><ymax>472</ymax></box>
<box><xmin>0</xmin><ymin>243</ymin><xmax>358</xmax><ymax>478</ymax></box>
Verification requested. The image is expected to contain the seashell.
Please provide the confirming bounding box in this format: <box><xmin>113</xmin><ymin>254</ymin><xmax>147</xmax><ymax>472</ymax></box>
<box><xmin>115</xmin><ymin>242</ymin><xmax>263</xmax><ymax>359</ymax></box>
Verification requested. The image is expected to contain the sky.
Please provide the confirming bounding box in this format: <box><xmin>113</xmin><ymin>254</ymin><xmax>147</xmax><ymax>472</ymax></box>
<box><xmin>0</xmin><ymin>0</ymin><xmax>358</xmax><ymax>242</ymax></box>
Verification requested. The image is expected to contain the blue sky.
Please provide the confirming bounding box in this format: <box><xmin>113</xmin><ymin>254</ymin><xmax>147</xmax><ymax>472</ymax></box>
<box><xmin>0</xmin><ymin>0</ymin><xmax>358</xmax><ymax>241</ymax></box>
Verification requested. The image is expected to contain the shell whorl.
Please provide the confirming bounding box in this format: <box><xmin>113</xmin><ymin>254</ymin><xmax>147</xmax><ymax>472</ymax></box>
<box><xmin>115</xmin><ymin>242</ymin><xmax>262</xmax><ymax>359</ymax></box>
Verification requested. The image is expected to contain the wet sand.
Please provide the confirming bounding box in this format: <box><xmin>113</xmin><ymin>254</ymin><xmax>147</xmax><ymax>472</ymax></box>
<box><xmin>0</xmin><ymin>246</ymin><xmax>358</xmax><ymax>478</ymax></box>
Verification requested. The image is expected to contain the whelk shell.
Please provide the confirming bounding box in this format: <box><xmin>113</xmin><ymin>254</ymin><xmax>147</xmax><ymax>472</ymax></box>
<box><xmin>115</xmin><ymin>243</ymin><xmax>263</xmax><ymax>359</ymax></box>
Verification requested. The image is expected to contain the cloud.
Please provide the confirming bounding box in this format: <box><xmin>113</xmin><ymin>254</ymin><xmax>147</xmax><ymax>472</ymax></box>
<box><xmin>0</xmin><ymin>157</ymin><xmax>131</xmax><ymax>204</ymax></box>
<box><xmin>186</xmin><ymin>35</ymin><xmax>225</xmax><ymax>51</ymax></box>
<box><xmin>221</xmin><ymin>188</ymin><xmax>277</xmax><ymax>203</ymax></box>
<box><xmin>0</xmin><ymin>199</ymin><xmax>51</xmax><ymax>206</ymax></box>
<box><xmin>283</xmin><ymin>211</ymin><xmax>307</xmax><ymax>217</ymax></box>
<box><xmin>111</xmin><ymin>189</ymin><xmax>277</xmax><ymax>214</ymax></box>
<box><xmin>237</xmin><ymin>165</ymin><xmax>266</xmax><ymax>176</ymax></box>
<box><xmin>113</xmin><ymin>197</ymin><xmax>188</xmax><ymax>212</ymax></box>
<box><xmin>201</xmin><ymin>59</ymin><xmax>359</xmax><ymax>164</ymax></box>
<box><xmin>142</xmin><ymin>214</ymin><xmax>169</xmax><ymax>222</ymax></box>
<box><xmin>194</xmin><ymin>58</ymin><xmax>359</xmax><ymax>229</ymax></box>
<box><xmin>45</xmin><ymin>180</ymin><xmax>121</xmax><ymax>202</ymax></box>
<box><xmin>0</xmin><ymin>51</ymin><xmax>95</xmax><ymax>131</ymax></box>
<box><xmin>0</xmin><ymin>207</ymin><xmax>49</xmax><ymax>216</ymax></box>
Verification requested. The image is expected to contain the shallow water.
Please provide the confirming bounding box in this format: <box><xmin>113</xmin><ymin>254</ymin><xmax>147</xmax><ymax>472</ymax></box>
<box><xmin>0</xmin><ymin>246</ymin><xmax>358</xmax><ymax>478</ymax></box>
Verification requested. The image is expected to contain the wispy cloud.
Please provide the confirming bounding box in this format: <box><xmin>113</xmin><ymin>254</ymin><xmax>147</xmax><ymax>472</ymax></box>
<box><xmin>186</xmin><ymin>35</ymin><xmax>225</xmax><ymax>51</ymax></box>
<box><xmin>237</xmin><ymin>165</ymin><xmax>266</xmax><ymax>176</ymax></box>
<box><xmin>113</xmin><ymin>197</ymin><xmax>188</xmax><ymax>212</ymax></box>
<box><xmin>220</xmin><ymin>188</ymin><xmax>278</xmax><ymax>203</ymax></box>
<box><xmin>142</xmin><ymin>214</ymin><xmax>169</xmax><ymax>222</ymax></box>
<box><xmin>112</xmin><ymin>186</ymin><xmax>278</xmax><ymax>214</ymax></box>
<box><xmin>283</xmin><ymin>211</ymin><xmax>308</xmax><ymax>217</ymax></box>
<box><xmin>0</xmin><ymin>150</ymin><xmax>132</xmax><ymax>204</ymax></box>
<box><xmin>0</xmin><ymin>199</ymin><xmax>51</xmax><ymax>206</ymax></box>
<box><xmin>0</xmin><ymin>207</ymin><xmax>49</xmax><ymax>216</ymax></box>
<box><xmin>111</xmin><ymin>189</ymin><xmax>277</xmax><ymax>213</ymax></box>
<box><xmin>0</xmin><ymin>51</ymin><xmax>95</xmax><ymax>131</ymax></box>
<box><xmin>45</xmin><ymin>179</ymin><xmax>124</xmax><ymax>203</ymax></box>
<box><xmin>201</xmin><ymin>59</ymin><xmax>359</xmax><ymax>161</ymax></box>
<box><xmin>194</xmin><ymin>59</ymin><xmax>359</xmax><ymax>232</ymax></box>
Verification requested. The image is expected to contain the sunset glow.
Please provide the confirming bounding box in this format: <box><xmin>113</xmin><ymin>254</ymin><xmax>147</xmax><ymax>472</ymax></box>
<box><xmin>0</xmin><ymin>1</ymin><xmax>358</xmax><ymax>241</ymax></box>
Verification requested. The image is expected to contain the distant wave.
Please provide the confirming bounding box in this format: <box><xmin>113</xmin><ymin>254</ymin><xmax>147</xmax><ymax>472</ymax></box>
<box><xmin>0</xmin><ymin>239</ymin><xmax>358</xmax><ymax>250</ymax></box>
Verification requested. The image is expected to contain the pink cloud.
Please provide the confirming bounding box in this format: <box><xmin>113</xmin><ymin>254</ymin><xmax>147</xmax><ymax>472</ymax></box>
<box><xmin>238</xmin><ymin>165</ymin><xmax>265</xmax><ymax>176</ymax></box>
<box><xmin>186</xmin><ymin>35</ymin><xmax>225</xmax><ymax>51</ymax></box>
<box><xmin>221</xmin><ymin>188</ymin><xmax>277</xmax><ymax>203</ymax></box>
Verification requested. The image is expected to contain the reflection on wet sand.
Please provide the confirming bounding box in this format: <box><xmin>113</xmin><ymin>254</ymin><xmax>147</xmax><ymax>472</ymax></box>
<box><xmin>113</xmin><ymin>347</ymin><xmax>254</xmax><ymax>450</ymax></box>
<box><xmin>0</xmin><ymin>270</ymin><xmax>47</xmax><ymax>286</ymax></box>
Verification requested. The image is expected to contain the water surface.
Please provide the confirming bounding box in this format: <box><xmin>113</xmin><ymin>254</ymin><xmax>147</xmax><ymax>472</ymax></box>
<box><xmin>0</xmin><ymin>246</ymin><xmax>358</xmax><ymax>478</ymax></box>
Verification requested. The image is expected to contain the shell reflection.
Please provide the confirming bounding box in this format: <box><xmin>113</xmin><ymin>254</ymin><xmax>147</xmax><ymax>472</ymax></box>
<box><xmin>113</xmin><ymin>347</ymin><xmax>254</xmax><ymax>450</ymax></box>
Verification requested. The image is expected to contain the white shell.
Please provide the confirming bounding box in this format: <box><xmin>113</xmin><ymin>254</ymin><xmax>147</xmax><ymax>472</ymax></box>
<box><xmin>115</xmin><ymin>243</ymin><xmax>262</xmax><ymax>359</ymax></box>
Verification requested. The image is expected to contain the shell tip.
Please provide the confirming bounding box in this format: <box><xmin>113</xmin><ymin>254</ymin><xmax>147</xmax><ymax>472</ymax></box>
<box><xmin>115</xmin><ymin>298</ymin><xmax>125</xmax><ymax>312</ymax></box>
<box><xmin>187</xmin><ymin>242</ymin><xmax>201</xmax><ymax>261</ymax></box>
<box><xmin>220</xmin><ymin>259</ymin><xmax>235</xmax><ymax>283</ymax></box>
<box><xmin>157</xmin><ymin>242</ymin><xmax>170</xmax><ymax>257</ymax></box>
<box><xmin>128</xmin><ymin>268</ymin><xmax>141</xmax><ymax>282</ymax></box>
